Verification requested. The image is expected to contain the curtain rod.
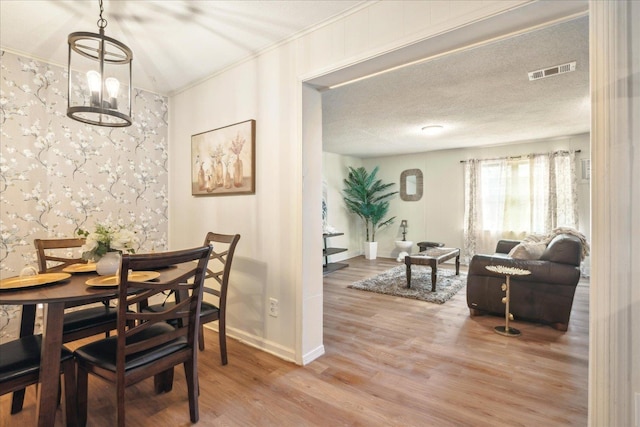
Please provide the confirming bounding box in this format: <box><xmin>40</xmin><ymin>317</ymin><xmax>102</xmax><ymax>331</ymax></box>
<box><xmin>459</xmin><ymin>149</ymin><xmax>581</xmax><ymax>163</ymax></box>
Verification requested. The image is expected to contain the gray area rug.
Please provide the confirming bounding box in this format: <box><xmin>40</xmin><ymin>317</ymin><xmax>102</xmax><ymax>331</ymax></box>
<box><xmin>348</xmin><ymin>265</ymin><xmax>467</xmax><ymax>304</ymax></box>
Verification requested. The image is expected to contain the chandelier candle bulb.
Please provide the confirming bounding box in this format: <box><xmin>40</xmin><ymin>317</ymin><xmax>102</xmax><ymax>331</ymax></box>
<box><xmin>105</xmin><ymin>77</ymin><xmax>119</xmax><ymax>109</ymax></box>
<box><xmin>86</xmin><ymin>70</ymin><xmax>102</xmax><ymax>107</ymax></box>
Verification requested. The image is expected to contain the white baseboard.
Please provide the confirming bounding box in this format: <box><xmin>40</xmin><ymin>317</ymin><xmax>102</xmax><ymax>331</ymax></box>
<box><xmin>203</xmin><ymin>323</ymin><xmax>297</xmax><ymax>364</ymax></box>
<box><xmin>302</xmin><ymin>345</ymin><xmax>325</xmax><ymax>366</ymax></box>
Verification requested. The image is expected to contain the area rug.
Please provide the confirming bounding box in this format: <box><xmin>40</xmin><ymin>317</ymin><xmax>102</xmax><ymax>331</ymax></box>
<box><xmin>348</xmin><ymin>266</ymin><xmax>466</xmax><ymax>304</ymax></box>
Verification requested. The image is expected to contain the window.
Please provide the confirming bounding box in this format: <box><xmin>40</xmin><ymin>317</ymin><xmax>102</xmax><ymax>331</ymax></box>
<box><xmin>463</xmin><ymin>151</ymin><xmax>578</xmax><ymax>260</ymax></box>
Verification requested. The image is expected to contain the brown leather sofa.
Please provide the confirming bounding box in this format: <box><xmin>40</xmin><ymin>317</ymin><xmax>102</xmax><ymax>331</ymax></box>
<box><xmin>466</xmin><ymin>234</ymin><xmax>583</xmax><ymax>331</ymax></box>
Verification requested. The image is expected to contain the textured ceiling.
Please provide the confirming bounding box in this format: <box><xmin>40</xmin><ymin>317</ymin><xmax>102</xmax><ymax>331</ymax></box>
<box><xmin>0</xmin><ymin>2</ymin><xmax>589</xmax><ymax>158</ymax></box>
<box><xmin>322</xmin><ymin>16</ymin><xmax>590</xmax><ymax>158</ymax></box>
<box><xmin>0</xmin><ymin>0</ymin><xmax>363</xmax><ymax>95</ymax></box>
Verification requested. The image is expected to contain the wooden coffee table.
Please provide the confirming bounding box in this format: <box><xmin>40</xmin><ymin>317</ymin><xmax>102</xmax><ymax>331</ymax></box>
<box><xmin>405</xmin><ymin>247</ymin><xmax>460</xmax><ymax>291</ymax></box>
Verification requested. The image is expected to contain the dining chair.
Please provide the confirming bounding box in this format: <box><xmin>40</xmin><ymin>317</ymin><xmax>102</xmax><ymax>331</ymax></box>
<box><xmin>143</xmin><ymin>232</ymin><xmax>241</xmax><ymax>364</ymax></box>
<box><xmin>73</xmin><ymin>245</ymin><xmax>212</xmax><ymax>427</ymax></box>
<box><xmin>11</xmin><ymin>237</ymin><xmax>122</xmax><ymax>415</ymax></box>
<box><xmin>0</xmin><ymin>335</ymin><xmax>77</xmax><ymax>426</ymax></box>
<box><xmin>34</xmin><ymin>238</ymin><xmax>119</xmax><ymax>343</ymax></box>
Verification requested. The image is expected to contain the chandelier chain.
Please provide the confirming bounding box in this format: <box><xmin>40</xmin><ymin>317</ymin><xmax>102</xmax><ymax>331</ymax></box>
<box><xmin>97</xmin><ymin>0</ymin><xmax>107</xmax><ymax>29</ymax></box>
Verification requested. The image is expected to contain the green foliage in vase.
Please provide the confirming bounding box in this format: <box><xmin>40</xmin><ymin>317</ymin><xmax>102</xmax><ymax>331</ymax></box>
<box><xmin>342</xmin><ymin>166</ymin><xmax>398</xmax><ymax>242</ymax></box>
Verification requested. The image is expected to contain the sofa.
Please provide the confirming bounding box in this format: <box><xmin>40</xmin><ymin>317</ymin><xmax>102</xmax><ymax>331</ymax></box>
<box><xmin>466</xmin><ymin>234</ymin><xmax>583</xmax><ymax>331</ymax></box>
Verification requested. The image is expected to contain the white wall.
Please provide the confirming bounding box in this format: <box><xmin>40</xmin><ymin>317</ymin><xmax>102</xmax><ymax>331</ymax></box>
<box><xmin>170</xmin><ymin>55</ymin><xmax>300</xmax><ymax>361</ymax></box>
<box><xmin>169</xmin><ymin>0</ymin><xmax>637</xmax><ymax>423</ymax></box>
<box><xmin>301</xmin><ymin>84</ymin><xmax>325</xmax><ymax>363</ymax></box>
<box><xmin>589</xmin><ymin>1</ymin><xmax>640</xmax><ymax>425</ymax></box>
<box><xmin>169</xmin><ymin>0</ymin><xmax>533</xmax><ymax>364</ymax></box>
<box><xmin>322</xmin><ymin>152</ymin><xmax>362</xmax><ymax>261</ymax></box>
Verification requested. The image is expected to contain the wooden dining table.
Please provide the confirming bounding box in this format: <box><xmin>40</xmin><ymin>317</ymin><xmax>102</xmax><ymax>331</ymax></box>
<box><xmin>0</xmin><ymin>264</ymin><xmax>190</xmax><ymax>427</ymax></box>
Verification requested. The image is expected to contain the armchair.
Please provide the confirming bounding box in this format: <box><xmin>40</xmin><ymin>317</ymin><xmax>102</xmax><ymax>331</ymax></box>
<box><xmin>466</xmin><ymin>234</ymin><xmax>583</xmax><ymax>331</ymax></box>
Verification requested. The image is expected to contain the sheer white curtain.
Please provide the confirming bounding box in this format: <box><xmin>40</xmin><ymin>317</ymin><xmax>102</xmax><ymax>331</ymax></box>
<box><xmin>463</xmin><ymin>158</ymin><xmax>508</xmax><ymax>260</ymax></box>
<box><xmin>463</xmin><ymin>150</ymin><xmax>578</xmax><ymax>262</ymax></box>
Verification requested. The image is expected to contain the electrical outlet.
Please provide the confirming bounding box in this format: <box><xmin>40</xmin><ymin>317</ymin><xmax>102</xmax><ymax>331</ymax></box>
<box><xmin>269</xmin><ymin>298</ymin><xmax>279</xmax><ymax>317</ymax></box>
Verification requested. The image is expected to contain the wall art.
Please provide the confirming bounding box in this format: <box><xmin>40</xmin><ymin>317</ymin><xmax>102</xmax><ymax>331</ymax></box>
<box><xmin>192</xmin><ymin>119</ymin><xmax>256</xmax><ymax>196</ymax></box>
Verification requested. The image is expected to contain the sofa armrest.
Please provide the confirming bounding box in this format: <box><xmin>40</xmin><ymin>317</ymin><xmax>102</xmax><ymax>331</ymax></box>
<box><xmin>468</xmin><ymin>253</ymin><xmax>514</xmax><ymax>275</ymax></box>
<box><xmin>468</xmin><ymin>254</ymin><xmax>580</xmax><ymax>285</ymax></box>
<box><xmin>495</xmin><ymin>240</ymin><xmax>520</xmax><ymax>254</ymax></box>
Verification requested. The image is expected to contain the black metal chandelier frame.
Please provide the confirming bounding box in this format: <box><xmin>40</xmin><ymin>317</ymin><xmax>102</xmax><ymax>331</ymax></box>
<box><xmin>67</xmin><ymin>0</ymin><xmax>133</xmax><ymax>127</ymax></box>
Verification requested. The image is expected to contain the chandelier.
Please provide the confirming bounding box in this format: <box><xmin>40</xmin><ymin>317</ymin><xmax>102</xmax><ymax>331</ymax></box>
<box><xmin>67</xmin><ymin>0</ymin><xmax>133</xmax><ymax>127</ymax></box>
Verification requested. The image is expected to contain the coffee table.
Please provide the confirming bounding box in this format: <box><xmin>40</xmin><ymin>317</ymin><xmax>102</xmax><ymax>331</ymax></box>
<box><xmin>405</xmin><ymin>247</ymin><xmax>460</xmax><ymax>291</ymax></box>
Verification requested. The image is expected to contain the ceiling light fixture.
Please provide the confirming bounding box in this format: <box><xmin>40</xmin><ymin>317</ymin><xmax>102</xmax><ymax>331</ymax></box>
<box><xmin>67</xmin><ymin>0</ymin><xmax>133</xmax><ymax>127</ymax></box>
<box><xmin>421</xmin><ymin>125</ymin><xmax>444</xmax><ymax>135</ymax></box>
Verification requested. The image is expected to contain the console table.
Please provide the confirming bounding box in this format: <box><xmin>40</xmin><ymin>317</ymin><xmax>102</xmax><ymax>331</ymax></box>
<box><xmin>323</xmin><ymin>233</ymin><xmax>348</xmax><ymax>275</ymax></box>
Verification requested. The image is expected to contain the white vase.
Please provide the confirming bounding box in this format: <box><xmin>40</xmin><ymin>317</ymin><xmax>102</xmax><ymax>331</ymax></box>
<box><xmin>364</xmin><ymin>242</ymin><xmax>378</xmax><ymax>260</ymax></box>
<box><xmin>96</xmin><ymin>251</ymin><xmax>121</xmax><ymax>276</ymax></box>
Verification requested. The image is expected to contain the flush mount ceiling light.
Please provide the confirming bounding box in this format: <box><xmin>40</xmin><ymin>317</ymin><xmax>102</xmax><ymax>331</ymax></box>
<box><xmin>67</xmin><ymin>0</ymin><xmax>133</xmax><ymax>127</ymax></box>
<box><xmin>421</xmin><ymin>125</ymin><xmax>444</xmax><ymax>135</ymax></box>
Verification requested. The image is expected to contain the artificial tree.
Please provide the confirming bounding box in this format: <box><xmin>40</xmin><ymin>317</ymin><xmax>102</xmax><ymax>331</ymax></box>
<box><xmin>343</xmin><ymin>166</ymin><xmax>398</xmax><ymax>258</ymax></box>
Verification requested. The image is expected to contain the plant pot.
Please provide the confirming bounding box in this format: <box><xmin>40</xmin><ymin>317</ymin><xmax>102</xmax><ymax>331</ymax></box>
<box><xmin>96</xmin><ymin>251</ymin><xmax>121</xmax><ymax>276</ymax></box>
<box><xmin>364</xmin><ymin>242</ymin><xmax>378</xmax><ymax>260</ymax></box>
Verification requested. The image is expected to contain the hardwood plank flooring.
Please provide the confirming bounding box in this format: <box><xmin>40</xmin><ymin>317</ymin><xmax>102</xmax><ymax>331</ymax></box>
<box><xmin>1</xmin><ymin>256</ymin><xmax>588</xmax><ymax>426</ymax></box>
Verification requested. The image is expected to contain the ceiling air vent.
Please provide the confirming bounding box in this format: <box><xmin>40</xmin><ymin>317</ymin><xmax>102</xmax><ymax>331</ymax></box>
<box><xmin>528</xmin><ymin>61</ymin><xmax>576</xmax><ymax>81</ymax></box>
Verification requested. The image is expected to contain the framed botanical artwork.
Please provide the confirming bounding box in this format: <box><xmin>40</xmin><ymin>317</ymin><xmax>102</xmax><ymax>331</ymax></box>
<box><xmin>191</xmin><ymin>119</ymin><xmax>256</xmax><ymax>196</ymax></box>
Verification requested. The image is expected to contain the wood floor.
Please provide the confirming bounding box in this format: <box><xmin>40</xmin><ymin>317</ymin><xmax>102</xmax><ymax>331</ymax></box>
<box><xmin>1</xmin><ymin>256</ymin><xmax>588</xmax><ymax>426</ymax></box>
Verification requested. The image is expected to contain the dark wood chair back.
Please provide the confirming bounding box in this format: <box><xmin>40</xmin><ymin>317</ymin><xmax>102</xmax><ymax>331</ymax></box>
<box><xmin>30</xmin><ymin>237</ymin><xmax>120</xmax><ymax>343</ymax></box>
<box><xmin>74</xmin><ymin>245</ymin><xmax>212</xmax><ymax>427</ymax></box>
<box><xmin>200</xmin><ymin>232</ymin><xmax>241</xmax><ymax>360</ymax></box>
<box><xmin>116</xmin><ymin>246</ymin><xmax>211</xmax><ymax>359</ymax></box>
<box><xmin>140</xmin><ymin>232</ymin><xmax>240</xmax><ymax>364</ymax></box>
<box><xmin>34</xmin><ymin>237</ymin><xmax>86</xmax><ymax>273</ymax></box>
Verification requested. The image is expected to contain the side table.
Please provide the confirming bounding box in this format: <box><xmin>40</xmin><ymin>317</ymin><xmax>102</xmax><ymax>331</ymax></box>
<box><xmin>485</xmin><ymin>265</ymin><xmax>531</xmax><ymax>337</ymax></box>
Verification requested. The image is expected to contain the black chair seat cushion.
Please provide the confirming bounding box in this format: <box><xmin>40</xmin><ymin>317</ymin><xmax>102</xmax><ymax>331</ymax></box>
<box><xmin>145</xmin><ymin>301</ymin><xmax>219</xmax><ymax>318</ymax></box>
<box><xmin>63</xmin><ymin>305</ymin><xmax>118</xmax><ymax>335</ymax></box>
<box><xmin>200</xmin><ymin>301</ymin><xmax>219</xmax><ymax>318</ymax></box>
<box><xmin>74</xmin><ymin>323</ymin><xmax>187</xmax><ymax>372</ymax></box>
<box><xmin>0</xmin><ymin>335</ymin><xmax>73</xmax><ymax>384</ymax></box>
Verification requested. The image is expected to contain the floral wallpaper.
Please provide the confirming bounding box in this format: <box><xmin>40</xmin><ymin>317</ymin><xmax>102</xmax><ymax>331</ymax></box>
<box><xmin>0</xmin><ymin>50</ymin><xmax>169</xmax><ymax>340</ymax></box>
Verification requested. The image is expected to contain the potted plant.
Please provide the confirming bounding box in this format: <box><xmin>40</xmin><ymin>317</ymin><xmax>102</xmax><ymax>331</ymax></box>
<box><xmin>343</xmin><ymin>166</ymin><xmax>398</xmax><ymax>259</ymax></box>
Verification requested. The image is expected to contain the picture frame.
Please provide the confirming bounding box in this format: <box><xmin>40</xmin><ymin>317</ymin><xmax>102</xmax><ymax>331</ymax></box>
<box><xmin>191</xmin><ymin>119</ymin><xmax>256</xmax><ymax>196</ymax></box>
<box><xmin>400</xmin><ymin>168</ymin><xmax>423</xmax><ymax>201</ymax></box>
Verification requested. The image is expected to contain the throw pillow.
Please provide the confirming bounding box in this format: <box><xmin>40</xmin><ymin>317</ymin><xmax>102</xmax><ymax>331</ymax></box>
<box><xmin>508</xmin><ymin>242</ymin><xmax>547</xmax><ymax>260</ymax></box>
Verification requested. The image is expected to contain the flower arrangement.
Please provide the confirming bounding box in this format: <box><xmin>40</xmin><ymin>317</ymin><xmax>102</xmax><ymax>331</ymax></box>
<box><xmin>78</xmin><ymin>223</ymin><xmax>138</xmax><ymax>261</ymax></box>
